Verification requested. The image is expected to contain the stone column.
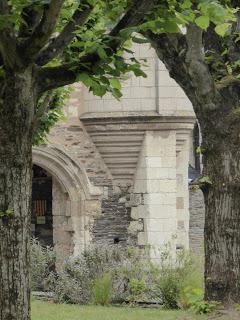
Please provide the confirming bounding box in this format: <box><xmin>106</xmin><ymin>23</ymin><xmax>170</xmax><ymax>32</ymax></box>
<box><xmin>132</xmin><ymin>130</ymin><xmax>177</xmax><ymax>261</ymax></box>
<box><xmin>52</xmin><ymin>178</ymin><xmax>73</xmax><ymax>268</ymax></box>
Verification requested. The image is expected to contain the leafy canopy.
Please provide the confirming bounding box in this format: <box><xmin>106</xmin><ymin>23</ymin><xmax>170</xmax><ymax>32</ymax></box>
<box><xmin>0</xmin><ymin>0</ymin><xmax>237</xmax><ymax>144</ymax></box>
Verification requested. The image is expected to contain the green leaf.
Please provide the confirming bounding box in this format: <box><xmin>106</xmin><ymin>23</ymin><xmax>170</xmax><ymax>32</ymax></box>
<box><xmin>91</xmin><ymin>83</ymin><xmax>107</xmax><ymax>97</ymax></box>
<box><xmin>97</xmin><ymin>46</ymin><xmax>108</xmax><ymax>59</ymax></box>
<box><xmin>112</xmin><ymin>88</ymin><xmax>122</xmax><ymax>100</ymax></box>
<box><xmin>195</xmin><ymin>16</ymin><xmax>210</xmax><ymax>30</ymax></box>
<box><xmin>132</xmin><ymin>36</ymin><xmax>148</xmax><ymax>44</ymax></box>
<box><xmin>163</xmin><ymin>20</ymin><xmax>180</xmax><ymax>33</ymax></box>
<box><xmin>110</xmin><ymin>78</ymin><xmax>121</xmax><ymax>90</ymax></box>
<box><xmin>76</xmin><ymin>73</ymin><xmax>93</xmax><ymax>87</ymax></box>
<box><xmin>120</xmin><ymin>26</ymin><xmax>138</xmax><ymax>39</ymax></box>
<box><xmin>181</xmin><ymin>0</ymin><xmax>192</xmax><ymax>10</ymax></box>
<box><xmin>215</xmin><ymin>23</ymin><xmax>231</xmax><ymax>37</ymax></box>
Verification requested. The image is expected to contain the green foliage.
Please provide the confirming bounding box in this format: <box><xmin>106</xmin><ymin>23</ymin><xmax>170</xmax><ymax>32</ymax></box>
<box><xmin>199</xmin><ymin>176</ymin><xmax>212</xmax><ymax>185</ymax></box>
<box><xmin>92</xmin><ymin>273</ymin><xmax>113</xmax><ymax>305</ymax></box>
<box><xmin>195</xmin><ymin>15</ymin><xmax>210</xmax><ymax>30</ymax></box>
<box><xmin>0</xmin><ymin>0</ymin><xmax>237</xmax><ymax>137</ymax></box>
<box><xmin>33</xmin><ymin>87</ymin><xmax>70</xmax><ymax>146</ymax></box>
<box><xmin>227</xmin><ymin>107</ymin><xmax>240</xmax><ymax>123</ymax></box>
<box><xmin>31</xmin><ymin>241</ymin><xmax>204</xmax><ymax>309</ymax></box>
<box><xmin>49</xmin><ymin>245</ymin><xmax>127</xmax><ymax>304</ymax></box>
<box><xmin>188</xmin><ymin>289</ymin><xmax>217</xmax><ymax>315</ymax></box>
<box><xmin>178</xmin><ymin>255</ymin><xmax>204</xmax><ymax>309</ymax></box>
<box><xmin>127</xmin><ymin>278</ymin><xmax>148</xmax><ymax>304</ymax></box>
<box><xmin>0</xmin><ymin>208</ymin><xmax>13</xmax><ymax>218</ymax></box>
<box><xmin>152</xmin><ymin>247</ymin><xmax>199</xmax><ymax>309</ymax></box>
<box><xmin>1</xmin><ymin>0</ymin><xmax>235</xmax><ymax>102</ymax></box>
<box><xmin>30</xmin><ymin>238</ymin><xmax>56</xmax><ymax>291</ymax></box>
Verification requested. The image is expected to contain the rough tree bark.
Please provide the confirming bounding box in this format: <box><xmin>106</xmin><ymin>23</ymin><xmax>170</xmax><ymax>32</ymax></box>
<box><xmin>0</xmin><ymin>69</ymin><xmax>35</xmax><ymax>320</ymax></box>
<box><xmin>200</xmin><ymin>101</ymin><xmax>240</xmax><ymax>302</ymax></box>
<box><xmin>147</xmin><ymin>21</ymin><xmax>240</xmax><ymax>303</ymax></box>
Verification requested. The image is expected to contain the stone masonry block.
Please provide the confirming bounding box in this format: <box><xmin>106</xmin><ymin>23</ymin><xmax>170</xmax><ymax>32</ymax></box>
<box><xmin>131</xmin><ymin>205</ymin><xmax>149</xmax><ymax>219</ymax></box>
<box><xmin>128</xmin><ymin>220</ymin><xmax>144</xmax><ymax>234</ymax></box>
<box><xmin>144</xmin><ymin>193</ymin><xmax>175</xmax><ymax>206</ymax></box>
<box><xmin>138</xmin><ymin>232</ymin><xmax>148</xmax><ymax>246</ymax></box>
<box><xmin>147</xmin><ymin>180</ymin><xmax>176</xmax><ymax>193</ymax></box>
<box><xmin>126</xmin><ymin>193</ymin><xmax>142</xmax><ymax>207</ymax></box>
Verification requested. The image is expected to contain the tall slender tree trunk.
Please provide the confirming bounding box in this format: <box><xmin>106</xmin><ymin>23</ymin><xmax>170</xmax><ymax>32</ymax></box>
<box><xmin>0</xmin><ymin>70</ymin><xmax>35</xmax><ymax>320</ymax></box>
<box><xmin>201</xmin><ymin>110</ymin><xmax>240</xmax><ymax>303</ymax></box>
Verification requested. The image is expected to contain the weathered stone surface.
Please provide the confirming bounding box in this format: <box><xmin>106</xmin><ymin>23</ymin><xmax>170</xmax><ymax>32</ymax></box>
<box><xmin>189</xmin><ymin>187</ymin><xmax>205</xmax><ymax>253</ymax></box>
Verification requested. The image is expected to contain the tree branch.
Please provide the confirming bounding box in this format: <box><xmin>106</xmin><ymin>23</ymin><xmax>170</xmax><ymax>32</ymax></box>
<box><xmin>185</xmin><ymin>24</ymin><xmax>219</xmax><ymax>111</ymax></box>
<box><xmin>216</xmin><ymin>75</ymin><xmax>240</xmax><ymax>90</ymax></box>
<box><xmin>145</xmin><ymin>25</ymin><xmax>222</xmax><ymax>115</ymax></box>
<box><xmin>18</xmin><ymin>5</ymin><xmax>44</xmax><ymax>38</ymax></box>
<box><xmin>21</xmin><ymin>0</ymin><xmax>64</xmax><ymax>63</ymax></box>
<box><xmin>0</xmin><ymin>1</ymin><xmax>19</xmax><ymax>68</ymax></box>
<box><xmin>145</xmin><ymin>30</ymin><xmax>197</xmax><ymax>105</ymax></box>
<box><xmin>37</xmin><ymin>0</ymin><xmax>157</xmax><ymax>93</ymax></box>
<box><xmin>33</xmin><ymin>90</ymin><xmax>55</xmax><ymax>133</ymax></box>
<box><xmin>36</xmin><ymin>0</ymin><xmax>93</xmax><ymax>66</ymax></box>
<box><xmin>109</xmin><ymin>0</ymin><xmax>156</xmax><ymax>37</ymax></box>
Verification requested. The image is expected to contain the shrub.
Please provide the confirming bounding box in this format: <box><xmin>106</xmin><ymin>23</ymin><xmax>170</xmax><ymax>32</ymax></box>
<box><xmin>92</xmin><ymin>273</ymin><xmax>112</xmax><ymax>305</ymax></box>
<box><xmin>189</xmin><ymin>289</ymin><xmax>217</xmax><ymax>314</ymax></box>
<box><xmin>50</xmin><ymin>245</ymin><xmax>127</xmax><ymax>304</ymax></box>
<box><xmin>112</xmin><ymin>247</ymin><xmax>157</xmax><ymax>304</ymax></box>
<box><xmin>178</xmin><ymin>254</ymin><xmax>204</xmax><ymax>309</ymax></box>
<box><xmin>30</xmin><ymin>238</ymin><xmax>56</xmax><ymax>291</ymax></box>
<box><xmin>127</xmin><ymin>278</ymin><xmax>148</xmax><ymax>304</ymax></box>
<box><xmin>30</xmin><ymin>240</ymin><xmax>204</xmax><ymax>309</ymax></box>
<box><xmin>153</xmin><ymin>247</ymin><xmax>204</xmax><ymax>309</ymax></box>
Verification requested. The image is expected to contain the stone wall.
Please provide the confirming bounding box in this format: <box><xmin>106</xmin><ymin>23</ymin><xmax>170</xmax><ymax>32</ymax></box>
<box><xmin>46</xmin><ymin>117</ymin><xmax>136</xmax><ymax>250</ymax></box>
<box><xmin>189</xmin><ymin>187</ymin><xmax>205</xmax><ymax>254</ymax></box>
<box><xmin>92</xmin><ymin>186</ymin><xmax>137</xmax><ymax>246</ymax></box>
<box><xmin>82</xmin><ymin>43</ymin><xmax>193</xmax><ymax>116</ymax></box>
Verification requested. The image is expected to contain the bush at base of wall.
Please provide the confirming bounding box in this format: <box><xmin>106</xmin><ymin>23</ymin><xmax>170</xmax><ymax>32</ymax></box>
<box><xmin>30</xmin><ymin>240</ymin><xmax>204</xmax><ymax>310</ymax></box>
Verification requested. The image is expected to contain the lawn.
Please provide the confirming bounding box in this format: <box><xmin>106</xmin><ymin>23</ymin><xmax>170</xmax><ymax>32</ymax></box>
<box><xmin>31</xmin><ymin>300</ymin><xmax>209</xmax><ymax>320</ymax></box>
<box><xmin>32</xmin><ymin>300</ymin><xmax>240</xmax><ymax>320</ymax></box>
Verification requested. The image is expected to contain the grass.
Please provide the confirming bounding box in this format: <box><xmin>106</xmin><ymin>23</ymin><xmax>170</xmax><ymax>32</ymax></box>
<box><xmin>31</xmin><ymin>300</ymin><xmax>203</xmax><ymax>320</ymax></box>
<box><xmin>32</xmin><ymin>300</ymin><xmax>240</xmax><ymax>320</ymax></box>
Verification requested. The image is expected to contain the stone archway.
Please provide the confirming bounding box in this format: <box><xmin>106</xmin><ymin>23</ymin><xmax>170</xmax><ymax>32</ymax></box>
<box><xmin>32</xmin><ymin>145</ymin><xmax>102</xmax><ymax>265</ymax></box>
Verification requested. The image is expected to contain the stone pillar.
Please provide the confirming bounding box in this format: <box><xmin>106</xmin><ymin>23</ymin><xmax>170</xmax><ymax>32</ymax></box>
<box><xmin>176</xmin><ymin>135</ymin><xmax>190</xmax><ymax>250</ymax></box>
<box><xmin>52</xmin><ymin>178</ymin><xmax>73</xmax><ymax>268</ymax></box>
<box><xmin>132</xmin><ymin>130</ymin><xmax>177</xmax><ymax>261</ymax></box>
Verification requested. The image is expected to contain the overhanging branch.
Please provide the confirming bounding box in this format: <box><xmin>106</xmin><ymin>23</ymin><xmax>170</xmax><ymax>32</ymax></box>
<box><xmin>18</xmin><ymin>5</ymin><xmax>44</xmax><ymax>38</ymax></box>
<box><xmin>0</xmin><ymin>0</ymin><xmax>9</xmax><ymax>14</ymax></box>
<box><xmin>21</xmin><ymin>0</ymin><xmax>64</xmax><ymax>63</ymax></box>
<box><xmin>36</xmin><ymin>0</ymin><xmax>93</xmax><ymax>66</ymax></box>
<box><xmin>0</xmin><ymin>1</ymin><xmax>19</xmax><ymax>68</ymax></box>
<box><xmin>185</xmin><ymin>24</ymin><xmax>219</xmax><ymax>111</ymax></box>
<box><xmin>37</xmin><ymin>0</ymin><xmax>157</xmax><ymax>93</ymax></box>
<box><xmin>145</xmin><ymin>30</ymin><xmax>197</xmax><ymax>105</ymax></box>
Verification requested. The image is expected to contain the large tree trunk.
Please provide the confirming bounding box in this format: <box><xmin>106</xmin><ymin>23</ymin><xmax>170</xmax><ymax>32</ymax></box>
<box><xmin>0</xmin><ymin>70</ymin><xmax>35</xmax><ymax>320</ymax></box>
<box><xmin>201</xmin><ymin>109</ymin><xmax>240</xmax><ymax>303</ymax></box>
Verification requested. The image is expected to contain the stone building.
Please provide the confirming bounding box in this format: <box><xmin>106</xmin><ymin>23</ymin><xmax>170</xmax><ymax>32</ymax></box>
<box><xmin>32</xmin><ymin>44</ymin><xmax>204</xmax><ymax>263</ymax></box>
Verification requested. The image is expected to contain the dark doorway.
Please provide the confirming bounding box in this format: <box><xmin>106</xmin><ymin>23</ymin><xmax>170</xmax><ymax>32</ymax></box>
<box><xmin>32</xmin><ymin>165</ymin><xmax>53</xmax><ymax>247</ymax></box>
